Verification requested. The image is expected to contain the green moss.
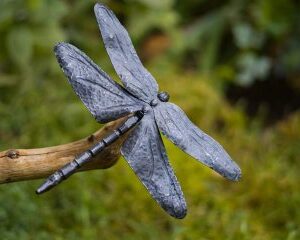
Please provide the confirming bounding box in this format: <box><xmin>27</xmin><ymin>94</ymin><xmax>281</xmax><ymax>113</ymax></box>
<box><xmin>0</xmin><ymin>1</ymin><xmax>299</xmax><ymax>239</ymax></box>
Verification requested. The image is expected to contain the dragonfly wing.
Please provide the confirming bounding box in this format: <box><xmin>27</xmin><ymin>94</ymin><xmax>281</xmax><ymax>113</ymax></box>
<box><xmin>94</xmin><ymin>4</ymin><xmax>158</xmax><ymax>103</ymax></box>
<box><xmin>121</xmin><ymin>110</ymin><xmax>187</xmax><ymax>219</ymax></box>
<box><xmin>54</xmin><ymin>42</ymin><xmax>144</xmax><ymax>123</ymax></box>
<box><xmin>154</xmin><ymin>103</ymin><xmax>241</xmax><ymax>181</ymax></box>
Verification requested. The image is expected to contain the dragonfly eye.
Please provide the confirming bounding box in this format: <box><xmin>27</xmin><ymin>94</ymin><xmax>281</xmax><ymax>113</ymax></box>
<box><xmin>158</xmin><ymin>91</ymin><xmax>170</xmax><ymax>102</ymax></box>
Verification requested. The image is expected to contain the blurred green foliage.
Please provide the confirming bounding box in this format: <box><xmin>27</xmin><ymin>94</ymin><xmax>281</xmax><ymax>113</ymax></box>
<box><xmin>0</xmin><ymin>0</ymin><xmax>299</xmax><ymax>239</ymax></box>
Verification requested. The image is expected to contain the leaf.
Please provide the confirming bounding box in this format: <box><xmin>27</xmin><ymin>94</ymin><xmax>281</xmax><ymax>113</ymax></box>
<box><xmin>232</xmin><ymin>22</ymin><xmax>265</xmax><ymax>49</ymax></box>
<box><xmin>0</xmin><ymin>0</ymin><xmax>16</xmax><ymax>25</ymax></box>
<box><xmin>28</xmin><ymin>0</ymin><xmax>67</xmax><ymax>25</ymax></box>
<box><xmin>0</xmin><ymin>75</ymin><xmax>18</xmax><ymax>87</ymax></box>
<box><xmin>32</xmin><ymin>25</ymin><xmax>65</xmax><ymax>49</ymax></box>
<box><xmin>236</xmin><ymin>53</ymin><xmax>271</xmax><ymax>86</ymax></box>
<box><xmin>135</xmin><ymin>0</ymin><xmax>174</xmax><ymax>9</ymax></box>
<box><xmin>128</xmin><ymin>8</ymin><xmax>178</xmax><ymax>40</ymax></box>
<box><xmin>6</xmin><ymin>26</ymin><xmax>33</xmax><ymax>69</ymax></box>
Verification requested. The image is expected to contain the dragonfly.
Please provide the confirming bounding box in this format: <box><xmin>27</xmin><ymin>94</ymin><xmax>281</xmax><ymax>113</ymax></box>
<box><xmin>36</xmin><ymin>3</ymin><xmax>241</xmax><ymax>219</ymax></box>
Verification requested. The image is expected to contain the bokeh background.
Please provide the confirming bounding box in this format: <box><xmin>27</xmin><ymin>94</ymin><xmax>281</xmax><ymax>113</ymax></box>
<box><xmin>1</xmin><ymin>0</ymin><xmax>300</xmax><ymax>239</ymax></box>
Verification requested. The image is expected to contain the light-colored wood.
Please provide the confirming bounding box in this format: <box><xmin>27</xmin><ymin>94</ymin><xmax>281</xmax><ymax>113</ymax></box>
<box><xmin>0</xmin><ymin>118</ymin><xmax>128</xmax><ymax>184</ymax></box>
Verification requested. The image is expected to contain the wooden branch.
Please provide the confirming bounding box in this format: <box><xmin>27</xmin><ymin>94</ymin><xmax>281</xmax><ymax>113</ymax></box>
<box><xmin>0</xmin><ymin>118</ymin><xmax>128</xmax><ymax>184</ymax></box>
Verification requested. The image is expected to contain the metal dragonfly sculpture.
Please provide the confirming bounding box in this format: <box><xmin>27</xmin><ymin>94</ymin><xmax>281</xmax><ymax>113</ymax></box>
<box><xmin>36</xmin><ymin>3</ymin><xmax>241</xmax><ymax>219</ymax></box>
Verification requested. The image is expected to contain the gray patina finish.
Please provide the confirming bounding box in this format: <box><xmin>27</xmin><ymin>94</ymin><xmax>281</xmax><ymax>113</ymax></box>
<box><xmin>37</xmin><ymin>3</ymin><xmax>241</xmax><ymax>219</ymax></box>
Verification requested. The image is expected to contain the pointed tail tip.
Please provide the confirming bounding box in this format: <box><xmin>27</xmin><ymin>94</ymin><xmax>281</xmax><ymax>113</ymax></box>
<box><xmin>35</xmin><ymin>188</ymin><xmax>42</xmax><ymax>195</ymax></box>
<box><xmin>36</xmin><ymin>180</ymin><xmax>53</xmax><ymax>195</ymax></box>
<box><xmin>35</xmin><ymin>184</ymin><xmax>47</xmax><ymax>195</ymax></box>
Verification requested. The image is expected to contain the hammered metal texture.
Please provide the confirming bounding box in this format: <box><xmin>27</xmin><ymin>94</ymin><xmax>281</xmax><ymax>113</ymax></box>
<box><xmin>94</xmin><ymin>4</ymin><xmax>158</xmax><ymax>103</ymax></box>
<box><xmin>121</xmin><ymin>110</ymin><xmax>187</xmax><ymax>218</ymax></box>
<box><xmin>54</xmin><ymin>43</ymin><xmax>144</xmax><ymax>123</ymax></box>
<box><xmin>154</xmin><ymin>102</ymin><xmax>242</xmax><ymax>181</ymax></box>
<box><xmin>52</xmin><ymin>3</ymin><xmax>242</xmax><ymax>219</ymax></box>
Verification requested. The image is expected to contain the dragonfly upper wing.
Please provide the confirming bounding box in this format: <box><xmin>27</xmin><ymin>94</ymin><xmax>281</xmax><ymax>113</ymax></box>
<box><xmin>54</xmin><ymin>42</ymin><xmax>144</xmax><ymax>123</ymax></box>
<box><xmin>121</xmin><ymin>110</ymin><xmax>187</xmax><ymax>219</ymax></box>
<box><xmin>154</xmin><ymin>103</ymin><xmax>241</xmax><ymax>181</ymax></box>
<box><xmin>94</xmin><ymin>4</ymin><xmax>158</xmax><ymax>103</ymax></box>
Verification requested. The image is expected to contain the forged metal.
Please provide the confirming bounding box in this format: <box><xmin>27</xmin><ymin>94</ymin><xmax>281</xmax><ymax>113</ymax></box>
<box><xmin>36</xmin><ymin>111</ymin><xmax>144</xmax><ymax>194</ymax></box>
<box><xmin>37</xmin><ymin>3</ymin><xmax>241</xmax><ymax>219</ymax></box>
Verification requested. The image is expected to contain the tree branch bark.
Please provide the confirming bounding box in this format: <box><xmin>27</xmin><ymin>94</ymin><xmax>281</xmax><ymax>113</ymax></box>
<box><xmin>0</xmin><ymin>118</ymin><xmax>128</xmax><ymax>184</ymax></box>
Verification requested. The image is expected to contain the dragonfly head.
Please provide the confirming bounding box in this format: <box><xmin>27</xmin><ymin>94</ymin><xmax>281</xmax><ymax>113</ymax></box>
<box><xmin>157</xmin><ymin>91</ymin><xmax>170</xmax><ymax>102</ymax></box>
<box><xmin>150</xmin><ymin>92</ymin><xmax>169</xmax><ymax>107</ymax></box>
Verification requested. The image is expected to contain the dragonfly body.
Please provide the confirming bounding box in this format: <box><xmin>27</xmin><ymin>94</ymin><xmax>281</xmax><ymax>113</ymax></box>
<box><xmin>36</xmin><ymin>110</ymin><xmax>144</xmax><ymax>194</ymax></box>
<box><xmin>37</xmin><ymin>3</ymin><xmax>241</xmax><ymax>219</ymax></box>
<box><xmin>37</xmin><ymin>91</ymin><xmax>171</xmax><ymax>193</ymax></box>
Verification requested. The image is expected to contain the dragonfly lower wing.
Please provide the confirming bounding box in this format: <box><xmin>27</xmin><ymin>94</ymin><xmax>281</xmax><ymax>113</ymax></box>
<box><xmin>154</xmin><ymin>102</ymin><xmax>241</xmax><ymax>181</ymax></box>
<box><xmin>121</xmin><ymin>110</ymin><xmax>187</xmax><ymax>219</ymax></box>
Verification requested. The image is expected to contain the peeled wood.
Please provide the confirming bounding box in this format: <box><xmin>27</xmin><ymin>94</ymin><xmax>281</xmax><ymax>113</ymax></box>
<box><xmin>0</xmin><ymin>118</ymin><xmax>128</xmax><ymax>184</ymax></box>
